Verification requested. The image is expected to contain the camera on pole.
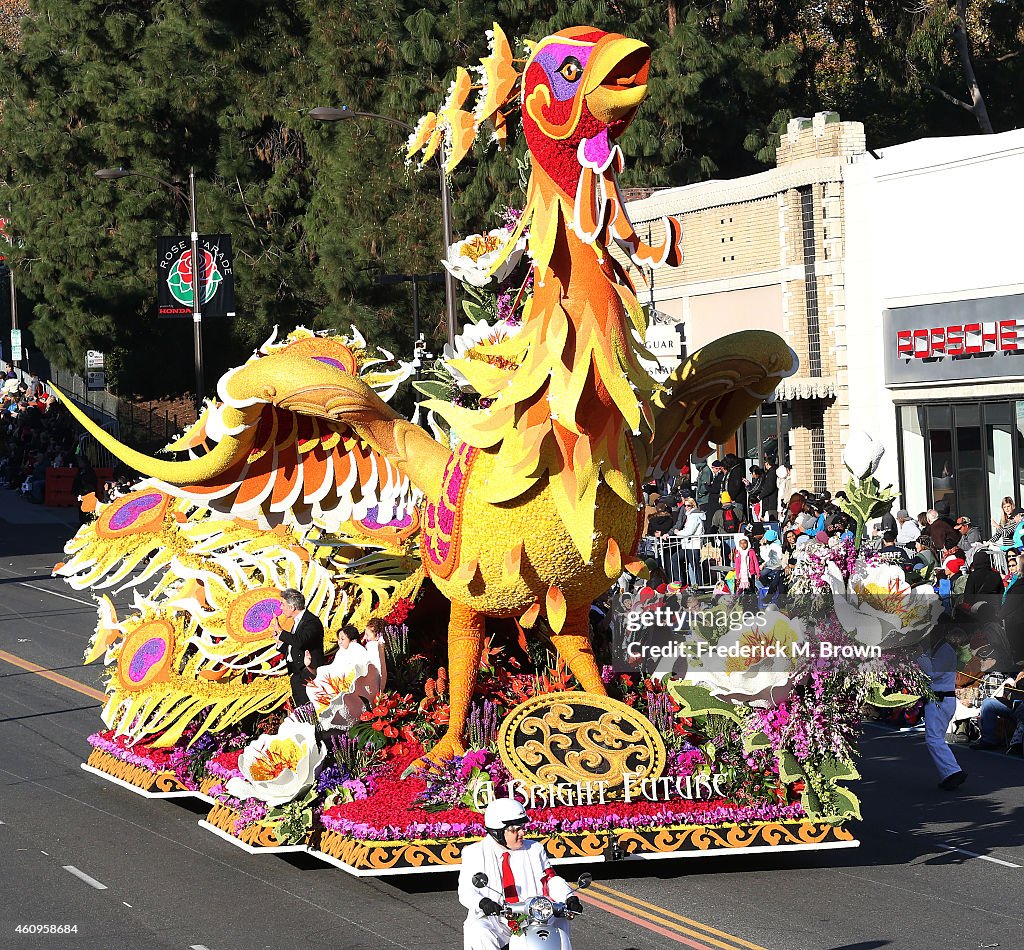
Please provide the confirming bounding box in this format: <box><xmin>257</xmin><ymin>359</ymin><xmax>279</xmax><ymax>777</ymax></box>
<box><xmin>412</xmin><ymin>334</ymin><xmax>433</xmax><ymax>369</ymax></box>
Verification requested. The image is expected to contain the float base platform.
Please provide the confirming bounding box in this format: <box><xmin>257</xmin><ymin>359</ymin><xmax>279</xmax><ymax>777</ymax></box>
<box><xmin>82</xmin><ymin>755</ymin><xmax>857</xmax><ymax>876</ymax></box>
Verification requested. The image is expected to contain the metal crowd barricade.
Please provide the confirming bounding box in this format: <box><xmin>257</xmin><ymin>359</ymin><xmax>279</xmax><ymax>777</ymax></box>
<box><xmin>644</xmin><ymin>533</ymin><xmax>736</xmax><ymax>589</ymax></box>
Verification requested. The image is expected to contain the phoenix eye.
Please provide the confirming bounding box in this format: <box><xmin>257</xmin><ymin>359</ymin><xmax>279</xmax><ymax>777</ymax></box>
<box><xmin>557</xmin><ymin>56</ymin><xmax>583</xmax><ymax>83</ymax></box>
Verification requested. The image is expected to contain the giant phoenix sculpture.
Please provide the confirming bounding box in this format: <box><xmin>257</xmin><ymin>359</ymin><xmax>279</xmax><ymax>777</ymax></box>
<box><xmin>58</xmin><ymin>25</ymin><xmax>796</xmax><ymax>766</ymax></box>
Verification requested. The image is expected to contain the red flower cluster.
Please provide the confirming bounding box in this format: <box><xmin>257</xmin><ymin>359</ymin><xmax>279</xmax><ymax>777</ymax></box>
<box><xmin>96</xmin><ymin>729</ymin><xmax>173</xmax><ymax>769</ymax></box>
<box><xmin>322</xmin><ymin>744</ymin><xmax>482</xmax><ymax>833</ymax></box>
<box><xmin>354</xmin><ymin>692</ymin><xmax>419</xmax><ymax>748</ymax></box>
<box><xmin>384</xmin><ymin>598</ymin><xmax>412</xmax><ymax>624</ymax></box>
<box><xmin>214</xmin><ymin>750</ymin><xmax>242</xmax><ymax>773</ymax></box>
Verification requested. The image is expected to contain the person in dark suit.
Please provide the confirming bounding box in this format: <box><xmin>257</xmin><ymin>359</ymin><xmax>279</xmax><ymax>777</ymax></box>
<box><xmin>273</xmin><ymin>588</ymin><xmax>325</xmax><ymax>707</ymax></box>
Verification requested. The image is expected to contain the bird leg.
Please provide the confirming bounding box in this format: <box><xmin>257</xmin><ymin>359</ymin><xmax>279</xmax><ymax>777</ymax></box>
<box><xmin>550</xmin><ymin>605</ymin><xmax>606</xmax><ymax>694</ymax></box>
<box><xmin>422</xmin><ymin>600</ymin><xmax>485</xmax><ymax>766</ymax></box>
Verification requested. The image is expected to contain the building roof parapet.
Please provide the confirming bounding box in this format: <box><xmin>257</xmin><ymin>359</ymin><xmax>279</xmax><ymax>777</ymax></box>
<box><xmin>624</xmin><ymin>156</ymin><xmax>849</xmax><ymax>222</ymax></box>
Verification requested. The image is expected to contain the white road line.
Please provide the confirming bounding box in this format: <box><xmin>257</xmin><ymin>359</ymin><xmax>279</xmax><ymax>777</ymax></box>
<box><xmin>62</xmin><ymin>865</ymin><xmax>108</xmax><ymax>889</ymax></box>
<box><xmin>122</xmin><ymin>902</ymin><xmax>132</xmax><ymax>908</ymax></box>
<box><xmin>887</xmin><ymin>828</ymin><xmax>1022</xmax><ymax>868</ymax></box>
<box><xmin>18</xmin><ymin>582</ymin><xmax>93</xmax><ymax>607</ymax></box>
<box><xmin>937</xmin><ymin>843</ymin><xmax>1022</xmax><ymax>868</ymax></box>
<box><xmin>190</xmin><ymin>945</ymin><xmax>212</xmax><ymax>949</ymax></box>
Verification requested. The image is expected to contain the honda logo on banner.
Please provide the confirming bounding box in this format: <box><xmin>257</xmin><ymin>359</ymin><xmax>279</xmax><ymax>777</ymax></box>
<box><xmin>156</xmin><ymin>235</ymin><xmax>235</xmax><ymax>318</ymax></box>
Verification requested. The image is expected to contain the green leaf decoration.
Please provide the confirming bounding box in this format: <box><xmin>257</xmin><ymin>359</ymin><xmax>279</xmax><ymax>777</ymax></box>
<box><xmin>839</xmin><ymin>473</ymin><xmax>900</xmax><ymax>547</ymax></box>
<box><xmin>665</xmin><ymin>680</ymin><xmax>744</xmax><ymax>724</ymax></box>
<box><xmin>778</xmin><ymin>751</ymin><xmax>862</xmax><ymax>822</ymax></box>
<box><xmin>743</xmin><ymin>730</ymin><xmax>773</xmax><ymax>753</ymax></box>
<box><xmin>778</xmin><ymin>750</ymin><xmax>803</xmax><ymax>785</ymax></box>
<box><xmin>824</xmin><ymin>785</ymin><xmax>863</xmax><ymax>822</ymax></box>
<box><xmin>865</xmin><ymin>684</ymin><xmax>920</xmax><ymax>709</ymax></box>
<box><xmin>413</xmin><ymin>379</ymin><xmax>452</xmax><ymax>400</ymax></box>
<box><xmin>462</xmin><ymin>298</ymin><xmax>492</xmax><ymax>324</ymax></box>
<box><xmin>800</xmin><ymin>779</ymin><xmax>822</xmax><ymax>818</ymax></box>
<box><xmin>262</xmin><ymin>787</ymin><xmax>317</xmax><ymax>843</ymax></box>
<box><xmin>817</xmin><ymin>755</ymin><xmax>861</xmax><ymax>785</ymax></box>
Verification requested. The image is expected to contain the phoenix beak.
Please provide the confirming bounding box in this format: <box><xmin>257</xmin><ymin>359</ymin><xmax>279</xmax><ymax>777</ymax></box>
<box><xmin>584</xmin><ymin>37</ymin><xmax>651</xmax><ymax>124</ymax></box>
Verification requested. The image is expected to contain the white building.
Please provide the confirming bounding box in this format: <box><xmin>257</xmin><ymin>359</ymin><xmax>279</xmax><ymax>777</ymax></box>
<box><xmin>843</xmin><ymin>128</ymin><xmax>1024</xmax><ymax>527</ymax></box>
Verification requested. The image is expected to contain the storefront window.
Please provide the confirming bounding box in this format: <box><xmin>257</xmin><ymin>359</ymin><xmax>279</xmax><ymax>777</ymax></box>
<box><xmin>986</xmin><ymin>402</ymin><xmax>1015</xmax><ymax>531</ymax></box>
<box><xmin>739</xmin><ymin>403</ymin><xmax>791</xmax><ymax>465</ymax></box>
<box><xmin>900</xmin><ymin>405</ymin><xmax>927</xmax><ymax>517</ymax></box>
<box><xmin>1016</xmin><ymin>401</ymin><xmax>1024</xmax><ymax>517</ymax></box>
<box><xmin>955</xmin><ymin>403</ymin><xmax>983</xmax><ymax>526</ymax></box>
<box><xmin>898</xmin><ymin>400</ymin><xmax>1021</xmax><ymax>530</ymax></box>
<box><xmin>927</xmin><ymin>405</ymin><xmax>955</xmax><ymax>511</ymax></box>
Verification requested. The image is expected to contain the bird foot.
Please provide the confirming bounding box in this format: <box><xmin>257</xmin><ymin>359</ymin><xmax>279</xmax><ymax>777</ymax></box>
<box><xmin>409</xmin><ymin>732</ymin><xmax>467</xmax><ymax>772</ymax></box>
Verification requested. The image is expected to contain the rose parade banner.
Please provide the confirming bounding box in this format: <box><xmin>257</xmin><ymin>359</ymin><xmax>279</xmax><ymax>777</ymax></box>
<box><xmin>156</xmin><ymin>235</ymin><xmax>235</xmax><ymax>318</ymax></box>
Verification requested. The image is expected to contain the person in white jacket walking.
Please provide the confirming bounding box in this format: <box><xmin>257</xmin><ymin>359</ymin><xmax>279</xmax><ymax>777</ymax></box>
<box><xmin>459</xmin><ymin>799</ymin><xmax>579</xmax><ymax>950</ymax></box>
<box><xmin>674</xmin><ymin>498</ymin><xmax>706</xmax><ymax>587</ymax></box>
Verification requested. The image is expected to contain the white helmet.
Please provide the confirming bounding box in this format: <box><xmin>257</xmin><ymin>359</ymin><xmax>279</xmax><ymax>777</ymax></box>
<box><xmin>484</xmin><ymin>798</ymin><xmax>528</xmax><ymax>842</ymax></box>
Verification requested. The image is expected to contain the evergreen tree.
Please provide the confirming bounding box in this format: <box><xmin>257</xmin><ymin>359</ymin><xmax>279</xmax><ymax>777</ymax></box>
<box><xmin>0</xmin><ymin>1</ymin><xmax>1020</xmax><ymax>401</ymax></box>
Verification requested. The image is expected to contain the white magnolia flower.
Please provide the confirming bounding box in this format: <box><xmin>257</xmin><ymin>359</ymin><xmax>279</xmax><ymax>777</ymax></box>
<box><xmin>442</xmin><ymin>228</ymin><xmax>526</xmax><ymax>288</ymax></box>
<box><xmin>684</xmin><ymin>607</ymin><xmax>806</xmax><ymax>706</ymax></box>
<box><xmin>305</xmin><ymin>642</ymin><xmax>384</xmax><ymax>731</ymax></box>
<box><xmin>825</xmin><ymin>560</ymin><xmax>942</xmax><ymax>650</ymax></box>
<box><xmin>226</xmin><ymin>719</ymin><xmax>325</xmax><ymax>806</ymax></box>
<box><xmin>442</xmin><ymin>319</ymin><xmax>521</xmax><ymax>390</ymax></box>
<box><xmin>843</xmin><ymin>430</ymin><xmax>885</xmax><ymax>479</ymax></box>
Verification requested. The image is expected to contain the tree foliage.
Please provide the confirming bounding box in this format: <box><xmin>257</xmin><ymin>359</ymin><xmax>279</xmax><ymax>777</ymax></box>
<box><xmin>0</xmin><ymin>1</ymin><xmax>1019</xmax><ymax>398</ymax></box>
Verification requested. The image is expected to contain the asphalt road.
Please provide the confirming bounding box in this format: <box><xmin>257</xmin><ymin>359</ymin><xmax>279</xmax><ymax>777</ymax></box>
<box><xmin>2</xmin><ymin>494</ymin><xmax>1023</xmax><ymax>950</ymax></box>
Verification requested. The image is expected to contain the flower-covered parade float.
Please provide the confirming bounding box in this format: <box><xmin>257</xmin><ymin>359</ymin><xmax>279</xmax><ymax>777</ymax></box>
<box><xmin>55</xmin><ymin>23</ymin><xmax>930</xmax><ymax>875</ymax></box>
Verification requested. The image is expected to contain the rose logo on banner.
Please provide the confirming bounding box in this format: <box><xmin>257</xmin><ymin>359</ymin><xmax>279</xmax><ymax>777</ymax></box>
<box><xmin>167</xmin><ymin>248</ymin><xmax>221</xmax><ymax>307</ymax></box>
<box><xmin>156</xmin><ymin>234</ymin><xmax>235</xmax><ymax>318</ymax></box>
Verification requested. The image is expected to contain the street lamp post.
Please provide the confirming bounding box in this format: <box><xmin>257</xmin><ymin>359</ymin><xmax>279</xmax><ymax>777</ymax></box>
<box><xmin>95</xmin><ymin>166</ymin><xmax>205</xmax><ymax>417</ymax></box>
<box><xmin>308</xmin><ymin>107</ymin><xmax>458</xmax><ymax>350</ymax></box>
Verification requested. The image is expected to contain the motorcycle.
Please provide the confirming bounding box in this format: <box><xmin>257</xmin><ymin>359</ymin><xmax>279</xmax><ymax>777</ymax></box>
<box><xmin>471</xmin><ymin>870</ymin><xmax>592</xmax><ymax>949</ymax></box>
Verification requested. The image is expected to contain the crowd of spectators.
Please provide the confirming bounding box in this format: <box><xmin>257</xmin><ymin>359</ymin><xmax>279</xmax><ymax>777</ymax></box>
<box><xmin>0</xmin><ymin>366</ymin><xmax>131</xmax><ymax>516</ymax></box>
<box><xmin>0</xmin><ymin>369</ymin><xmax>88</xmax><ymax>502</ymax></box>
<box><xmin>630</xmin><ymin>453</ymin><xmax>1024</xmax><ymax>751</ymax></box>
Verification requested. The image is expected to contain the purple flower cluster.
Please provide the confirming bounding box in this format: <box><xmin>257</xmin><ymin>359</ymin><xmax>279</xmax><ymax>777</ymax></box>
<box><xmin>206</xmin><ymin>756</ymin><xmax>242</xmax><ymax>782</ymax></box>
<box><xmin>206</xmin><ymin>783</ymin><xmax>269</xmax><ymax>834</ymax></box>
<box><xmin>316</xmin><ymin>763</ymin><xmax>347</xmax><ymax>795</ymax></box>
<box><xmin>233</xmin><ymin>797</ymin><xmax>269</xmax><ymax>835</ymax></box>
<box><xmin>466</xmin><ymin>701</ymin><xmax>501</xmax><ymax>748</ymax></box>
<box><xmin>165</xmin><ymin>746</ymin><xmax>198</xmax><ymax>789</ymax></box>
<box><xmin>665</xmin><ymin>747</ymin><xmax>706</xmax><ymax>778</ymax></box>
<box><xmin>499</xmin><ymin>205</ymin><xmax>523</xmax><ymax>228</ymax></box>
<box><xmin>416</xmin><ymin>747</ymin><xmax>509</xmax><ymax>811</ymax></box>
<box><xmin>756</xmin><ymin>655</ymin><xmax>860</xmax><ymax>765</ymax></box>
<box><xmin>315</xmin><ymin>763</ymin><xmax>371</xmax><ymax>800</ymax></box>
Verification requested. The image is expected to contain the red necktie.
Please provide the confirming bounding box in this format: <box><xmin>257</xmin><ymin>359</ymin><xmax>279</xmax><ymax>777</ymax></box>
<box><xmin>501</xmin><ymin>851</ymin><xmax>518</xmax><ymax>901</ymax></box>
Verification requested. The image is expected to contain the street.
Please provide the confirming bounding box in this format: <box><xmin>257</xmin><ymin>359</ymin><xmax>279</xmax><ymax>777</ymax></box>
<box><xmin>2</xmin><ymin>498</ymin><xmax>1023</xmax><ymax>950</ymax></box>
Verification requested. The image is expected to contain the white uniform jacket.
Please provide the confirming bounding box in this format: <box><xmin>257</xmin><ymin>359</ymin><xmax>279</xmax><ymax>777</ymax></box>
<box><xmin>458</xmin><ymin>836</ymin><xmax>572</xmax><ymax>920</ymax></box>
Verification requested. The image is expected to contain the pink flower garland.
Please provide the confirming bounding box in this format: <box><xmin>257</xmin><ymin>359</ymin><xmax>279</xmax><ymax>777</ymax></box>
<box><xmin>87</xmin><ymin>731</ymin><xmax>174</xmax><ymax>774</ymax></box>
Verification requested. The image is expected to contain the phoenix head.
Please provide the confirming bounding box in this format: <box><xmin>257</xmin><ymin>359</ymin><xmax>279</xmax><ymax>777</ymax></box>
<box><xmin>521</xmin><ymin>27</ymin><xmax>650</xmax><ymax>195</ymax></box>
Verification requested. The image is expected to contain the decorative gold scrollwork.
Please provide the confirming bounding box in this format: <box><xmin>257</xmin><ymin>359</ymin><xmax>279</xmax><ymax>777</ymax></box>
<box><xmin>498</xmin><ymin>691</ymin><xmax>666</xmax><ymax>794</ymax></box>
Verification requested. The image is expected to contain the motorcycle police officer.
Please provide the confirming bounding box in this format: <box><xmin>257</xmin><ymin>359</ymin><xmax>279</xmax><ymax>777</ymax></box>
<box><xmin>458</xmin><ymin>798</ymin><xmax>582</xmax><ymax>949</ymax></box>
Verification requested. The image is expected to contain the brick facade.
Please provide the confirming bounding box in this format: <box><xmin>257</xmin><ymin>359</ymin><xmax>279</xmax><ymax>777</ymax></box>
<box><xmin>618</xmin><ymin>111</ymin><xmax>866</xmax><ymax>493</ymax></box>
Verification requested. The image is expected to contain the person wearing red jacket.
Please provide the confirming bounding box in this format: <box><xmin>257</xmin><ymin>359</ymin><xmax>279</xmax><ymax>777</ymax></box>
<box><xmin>733</xmin><ymin>536</ymin><xmax>761</xmax><ymax>610</ymax></box>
